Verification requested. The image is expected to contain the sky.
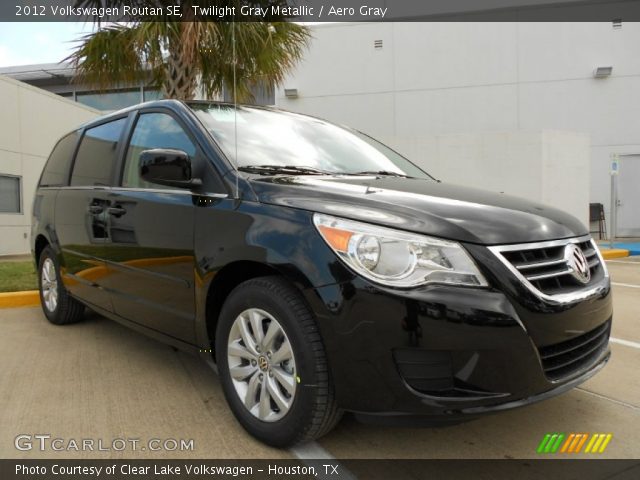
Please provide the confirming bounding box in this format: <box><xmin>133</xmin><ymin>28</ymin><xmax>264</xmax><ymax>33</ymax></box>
<box><xmin>0</xmin><ymin>21</ymin><xmax>320</xmax><ymax>69</ymax></box>
<box><xmin>0</xmin><ymin>22</ymin><xmax>94</xmax><ymax>67</ymax></box>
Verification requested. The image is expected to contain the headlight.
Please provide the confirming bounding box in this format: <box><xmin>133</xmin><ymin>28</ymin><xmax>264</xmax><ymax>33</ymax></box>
<box><xmin>313</xmin><ymin>213</ymin><xmax>488</xmax><ymax>288</ymax></box>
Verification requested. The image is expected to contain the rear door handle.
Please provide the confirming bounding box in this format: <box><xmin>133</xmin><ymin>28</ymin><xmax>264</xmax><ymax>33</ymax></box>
<box><xmin>107</xmin><ymin>206</ymin><xmax>127</xmax><ymax>217</ymax></box>
<box><xmin>88</xmin><ymin>205</ymin><xmax>104</xmax><ymax>214</ymax></box>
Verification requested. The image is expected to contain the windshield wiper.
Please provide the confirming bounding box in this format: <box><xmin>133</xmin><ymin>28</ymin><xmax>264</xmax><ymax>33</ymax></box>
<box><xmin>350</xmin><ymin>170</ymin><xmax>412</xmax><ymax>178</ymax></box>
<box><xmin>238</xmin><ymin>165</ymin><xmax>334</xmax><ymax>175</ymax></box>
<box><xmin>238</xmin><ymin>165</ymin><xmax>413</xmax><ymax>178</ymax></box>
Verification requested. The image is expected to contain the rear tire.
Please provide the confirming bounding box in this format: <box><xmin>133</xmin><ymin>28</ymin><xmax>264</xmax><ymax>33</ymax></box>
<box><xmin>216</xmin><ymin>276</ymin><xmax>342</xmax><ymax>447</ymax></box>
<box><xmin>38</xmin><ymin>246</ymin><xmax>84</xmax><ymax>325</ymax></box>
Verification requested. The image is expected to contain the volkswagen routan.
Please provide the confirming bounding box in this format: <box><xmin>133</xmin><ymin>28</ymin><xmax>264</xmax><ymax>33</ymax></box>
<box><xmin>32</xmin><ymin>100</ymin><xmax>611</xmax><ymax>446</ymax></box>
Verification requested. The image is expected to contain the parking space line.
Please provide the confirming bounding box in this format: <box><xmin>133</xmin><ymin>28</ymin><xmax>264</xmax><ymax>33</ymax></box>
<box><xmin>290</xmin><ymin>441</ymin><xmax>336</xmax><ymax>460</ymax></box>
<box><xmin>576</xmin><ymin>388</ymin><xmax>640</xmax><ymax>412</ymax></box>
<box><xmin>606</xmin><ymin>260</ymin><xmax>640</xmax><ymax>264</ymax></box>
<box><xmin>290</xmin><ymin>442</ymin><xmax>357</xmax><ymax>480</ymax></box>
<box><xmin>611</xmin><ymin>282</ymin><xmax>640</xmax><ymax>289</ymax></box>
<box><xmin>610</xmin><ymin>337</ymin><xmax>640</xmax><ymax>350</ymax></box>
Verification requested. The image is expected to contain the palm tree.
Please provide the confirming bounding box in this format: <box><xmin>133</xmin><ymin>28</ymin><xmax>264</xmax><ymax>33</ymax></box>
<box><xmin>65</xmin><ymin>2</ymin><xmax>310</xmax><ymax>102</ymax></box>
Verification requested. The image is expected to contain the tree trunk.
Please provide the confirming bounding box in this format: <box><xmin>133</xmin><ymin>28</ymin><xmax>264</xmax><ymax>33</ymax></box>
<box><xmin>163</xmin><ymin>48</ymin><xmax>198</xmax><ymax>100</ymax></box>
<box><xmin>162</xmin><ymin>11</ymin><xmax>199</xmax><ymax>100</ymax></box>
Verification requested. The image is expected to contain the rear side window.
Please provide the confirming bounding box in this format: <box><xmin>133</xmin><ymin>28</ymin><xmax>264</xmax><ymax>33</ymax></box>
<box><xmin>40</xmin><ymin>132</ymin><xmax>80</xmax><ymax>187</ymax></box>
<box><xmin>70</xmin><ymin>118</ymin><xmax>127</xmax><ymax>187</ymax></box>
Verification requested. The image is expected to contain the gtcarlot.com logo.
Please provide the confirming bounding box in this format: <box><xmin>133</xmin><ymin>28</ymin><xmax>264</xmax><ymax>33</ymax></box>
<box><xmin>15</xmin><ymin>434</ymin><xmax>195</xmax><ymax>452</ymax></box>
<box><xmin>537</xmin><ymin>432</ymin><xmax>613</xmax><ymax>454</ymax></box>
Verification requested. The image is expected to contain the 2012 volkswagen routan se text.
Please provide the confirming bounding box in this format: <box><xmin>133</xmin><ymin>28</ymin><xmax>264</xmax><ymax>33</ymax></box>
<box><xmin>32</xmin><ymin>100</ymin><xmax>612</xmax><ymax>447</ymax></box>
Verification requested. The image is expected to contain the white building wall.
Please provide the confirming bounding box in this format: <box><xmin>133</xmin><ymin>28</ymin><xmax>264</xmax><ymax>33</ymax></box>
<box><xmin>276</xmin><ymin>22</ymin><xmax>640</xmax><ymax>232</ymax></box>
<box><xmin>376</xmin><ymin>131</ymin><xmax>590</xmax><ymax>225</ymax></box>
<box><xmin>0</xmin><ymin>75</ymin><xmax>99</xmax><ymax>255</ymax></box>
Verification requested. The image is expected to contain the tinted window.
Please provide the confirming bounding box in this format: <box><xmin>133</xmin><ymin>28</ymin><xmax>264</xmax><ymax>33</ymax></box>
<box><xmin>122</xmin><ymin>113</ymin><xmax>196</xmax><ymax>189</ymax></box>
<box><xmin>71</xmin><ymin>118</ymin><xmax>126</xmax><ymax>187</ymax></box>
<box><xmin>40</xmin><ymin>132</ymin><xmax>79</xmax><ymax>187</ymax></box>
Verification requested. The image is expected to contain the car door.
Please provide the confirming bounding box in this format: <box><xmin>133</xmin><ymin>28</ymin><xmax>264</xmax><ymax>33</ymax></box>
<box><xmin>100</xmin><ymin>110</ymin><xmax>198</xmax><ymax>342</ymax></box>
<box><xmin>54</xmin><ymin>117</ymin><xmax>128</xmax><ymax>312</ymax></box>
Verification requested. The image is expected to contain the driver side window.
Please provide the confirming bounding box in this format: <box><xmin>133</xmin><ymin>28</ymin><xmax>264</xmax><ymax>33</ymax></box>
<box><xmin>122</xmin><ymin>113</ymin><xmax>196</xmax><ymax>189</ymax></box>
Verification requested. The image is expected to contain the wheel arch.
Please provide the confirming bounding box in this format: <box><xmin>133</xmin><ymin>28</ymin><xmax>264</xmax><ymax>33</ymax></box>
<box><xmin>34</xmin><ymin>234</ymin><xmax>50</xmax><ymax>267</ymax></box>
<box><xmin>204</xmin><ymin>260</ymin><xmax>287</xmax><ymax>354</ymax></box>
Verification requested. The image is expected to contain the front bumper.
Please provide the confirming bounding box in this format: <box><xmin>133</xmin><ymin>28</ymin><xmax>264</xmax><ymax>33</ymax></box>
<box><xmin>354</xmin><ymin>351</ymin><xmax>609</xmax><ymax>426</ymax></box>
<box><xmin>302</xmin><ymin>253</ymin><xmax>612</xmax><ymax>417</ymax></box>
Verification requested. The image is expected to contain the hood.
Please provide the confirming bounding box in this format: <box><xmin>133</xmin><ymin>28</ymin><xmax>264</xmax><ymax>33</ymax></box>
<box><xmin>248</xmin><ymin>175</ymin><xmax>588</xmax><ymax>245</ymax></box>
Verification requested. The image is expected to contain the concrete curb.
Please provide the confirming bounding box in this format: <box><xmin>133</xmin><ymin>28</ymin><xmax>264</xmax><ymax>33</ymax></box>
<box><xmin>0</xmin><ymin>291</ymin><xmax>39</xmax><ymax>309</ymax></box>
<box><xmin>599</xmin><ymin>248</ymin><xmax>630</xmax><ymax>260</ymax></box>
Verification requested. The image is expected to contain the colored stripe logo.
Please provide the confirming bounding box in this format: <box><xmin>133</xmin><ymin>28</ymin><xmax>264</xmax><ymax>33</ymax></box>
<box><xmin>537</xmin><ymin>433</ymin><xmax>612</xmax><ymax>454</ymax></box>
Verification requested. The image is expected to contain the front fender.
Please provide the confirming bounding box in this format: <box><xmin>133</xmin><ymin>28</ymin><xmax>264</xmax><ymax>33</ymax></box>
<box><xmin>193</xmin><ymin>199</ymin><xmax>353</xmax><ymax>351</ymax></box>
<box><xmin>195</xmin><ymin>199</ymin><xmax>351</xmax><ymax>291</ymax></box>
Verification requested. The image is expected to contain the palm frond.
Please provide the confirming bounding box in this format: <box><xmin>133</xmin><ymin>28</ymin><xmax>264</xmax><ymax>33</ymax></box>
<box><xmin>65</xmin><ymin>24</ymin><xmax>160</xmax><ymax>90</ymax></box>
<box><xmin>199</xmin><ymin>22</ymin><xmax>311</xmax><ymax>102</ymax></box>
<box><xmin>67</xmin><ymin>17</ymin><xmax>310</xmax><ymax>101</ymax></box>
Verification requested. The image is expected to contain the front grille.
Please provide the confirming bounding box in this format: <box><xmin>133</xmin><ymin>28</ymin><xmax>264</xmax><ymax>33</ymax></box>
<box><xmin>491</xmin><ymin>237</ymin><xmax>605</xmax><ymax>298</ymax></box>
<box><xmin>538</xmin><ymin>320</ymin><xmax>610</xmax><ymax>381</ymax></box>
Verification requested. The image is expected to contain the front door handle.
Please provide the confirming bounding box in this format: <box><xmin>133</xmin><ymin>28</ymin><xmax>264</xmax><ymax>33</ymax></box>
<box><xmin>88</xmin><ymin>205</ymin><xmax>104</xmax><ymax>214</ymax></box>
<box><xmin>107</xmin><ymin>206</ymin><xmax>127</xmax><ymax>217</ymax></box>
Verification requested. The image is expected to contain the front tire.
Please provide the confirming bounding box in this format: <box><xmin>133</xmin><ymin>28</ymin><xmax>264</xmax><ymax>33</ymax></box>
<box><xmin>216</xmin><ymin>276</ymin><xmax>342</xmax><ymax>447</ymax></box>
<box><xmin>38</xmin><ymin>246</ymin><xmax>84</xmax><ymax>325</ymax></box>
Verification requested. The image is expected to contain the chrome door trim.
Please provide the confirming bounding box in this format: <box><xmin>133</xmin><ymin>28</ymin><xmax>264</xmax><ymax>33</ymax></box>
<box><xmin>38</xmin><ymin>186</ymin><xmax>228</xmax><ymax>199</ymax></box>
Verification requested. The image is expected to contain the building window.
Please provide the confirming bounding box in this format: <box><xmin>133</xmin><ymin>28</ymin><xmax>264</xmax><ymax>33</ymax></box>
<box><xmin>0</xmin><ymin>175</ymin><xmax>21</xmax><ymax>213</ymax></box>
<box><xmin>76</xmin><ymin>89</ymin><xmax>142</xmax><ymax>111</ymax></box>
<box><xmin>143</xmin><ymin>88</ymin><xmax>163</xmax><ymax>102</ymax></box>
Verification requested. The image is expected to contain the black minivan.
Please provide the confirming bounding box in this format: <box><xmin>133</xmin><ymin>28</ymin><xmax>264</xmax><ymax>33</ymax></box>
<box><xmin>32</xmin><ymin>100</ymin><xmax>611</xmax><ymax>447</ymax></box>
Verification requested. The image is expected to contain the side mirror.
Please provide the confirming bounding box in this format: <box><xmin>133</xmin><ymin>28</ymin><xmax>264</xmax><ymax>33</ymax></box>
<box><xmin>139</xmin><ymin>149</ymin><xmax>202</xmax><ymax>188</ymax></box>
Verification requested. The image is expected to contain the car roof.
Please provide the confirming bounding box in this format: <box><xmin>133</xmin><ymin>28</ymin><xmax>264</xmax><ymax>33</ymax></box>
<box><xmin>76</xmin><ymin>99</ymin><xmax>285</xmax><ymax>131</ymax></box>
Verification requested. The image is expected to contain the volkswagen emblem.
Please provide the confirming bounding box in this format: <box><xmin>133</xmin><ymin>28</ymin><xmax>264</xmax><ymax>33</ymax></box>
<box><xmin>257</xmin><ymin>355</ymin><xmax>269</xmax><ymax>372</ymax></box>
<box><xmin>564</xmin><ymin>244</ymin><xmax>591</xmax><ymax>284</ymax></box>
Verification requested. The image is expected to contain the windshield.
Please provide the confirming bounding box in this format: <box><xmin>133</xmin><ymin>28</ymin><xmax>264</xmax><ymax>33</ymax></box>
<box><xmin>189</xmin><ymin>103</ymin><xmax>432</xmax><ymax>179</ymax></box>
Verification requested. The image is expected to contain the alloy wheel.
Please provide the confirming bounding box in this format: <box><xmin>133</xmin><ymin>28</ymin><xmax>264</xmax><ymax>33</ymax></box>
<box><xmin>227</xmin><ymin>308</ymin><xmax>297</xmax><ymax>422</ymax></box>
<box><xmin>41</xmin><ymin>258</ymin><xmax>58</xmax><ymax>312</ymax></box>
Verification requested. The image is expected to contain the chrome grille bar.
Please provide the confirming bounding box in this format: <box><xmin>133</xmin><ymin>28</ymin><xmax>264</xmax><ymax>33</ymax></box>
<box><xmin>526</xmin><ymin>268</ymin><xmax>573</xmax><ymax>282</ymax></box>
<box><xmin>488</xmin><ymin>235</ymin><xmax>610</xmax><ymax>304</ymax></box>
<box><xmin>514</xmin><ymin>258</ymin><xmax>565</xmax><ymax>270</ymax></box>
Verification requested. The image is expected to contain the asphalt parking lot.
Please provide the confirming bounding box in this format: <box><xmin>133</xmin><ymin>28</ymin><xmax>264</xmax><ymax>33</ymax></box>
<box><xmin>1</xmin><ymin>258</ymin><xmax>639</xmax><ymax>460</ymax></box>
